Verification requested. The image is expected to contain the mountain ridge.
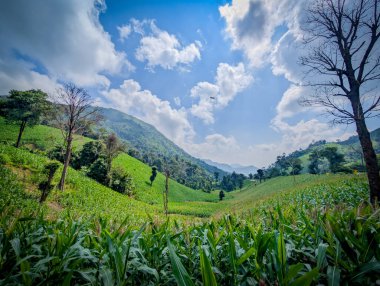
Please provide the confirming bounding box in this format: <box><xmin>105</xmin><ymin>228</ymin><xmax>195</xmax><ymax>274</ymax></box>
<box><xmin>203</xmin><ymin>159</ymin><xmax>258</xmax><ymax>176</ymax></box>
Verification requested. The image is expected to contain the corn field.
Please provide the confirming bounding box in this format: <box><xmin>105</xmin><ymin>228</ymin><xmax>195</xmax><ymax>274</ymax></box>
<box><xmin>0</xmin><ymin>177</ymin><xmax>379</xmax><ymax>285</ymax></box>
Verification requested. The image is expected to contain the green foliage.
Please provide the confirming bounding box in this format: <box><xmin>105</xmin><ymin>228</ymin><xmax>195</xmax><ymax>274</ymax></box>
<box><xmin>149</xmin><ymin>166</ymin><xmax>157</xmax><ymax>186</ymax></box>
<box><xmin>0</xmin><ymin>153</ymin><xmax>10</xmax><ymax>165</ymax></box>
<box><xmin>2</xmin><ymin>89</ymin><xmax>48</xmax><ymax>122</ymax></box>
<box><xmin>87</xmin><ymin>157</ymin><xmax>109</xmax><ymax>185</ymax></box>
<box><xmin>321</xmin><ymin>146</ymin><xmax>346</xmax><ymax>173</ymax></box>
<box><xmin>110</xmin><ymin>167</ymin><xmax>135</xmax><ymax>196</ymax></box>
<box><xmin>1</xmin><ymin>90</ymin><xmax>49</xmax><ymax>147</ymax></box>
<box><xmin>74</xmin><ymin>140</ymin><xmax>103</xmax><ymax>168</ymax></box>
<box><xmin>219</xmin><ymin>190</ymin><xmax>225</xmax><ymax>201</ymax></box>
<box><xmin>0</xmin><ymin>177</ymin><xmax>378</xmax><ymax>285</ymax></box>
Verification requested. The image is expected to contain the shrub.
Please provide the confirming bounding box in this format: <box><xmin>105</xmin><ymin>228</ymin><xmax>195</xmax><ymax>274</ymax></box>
<box><xmin>110</xmin><ymin>167</ymin><xmax>135</xmax><ymax>196</ymax></box>
<box><xmin>87</xmin><ymin>157</ymin><xmax>108</xmax><ymax>185</ymax></box>
<box><xmin>0</xmin><ymin>153</ymin><xmax>11</xmax><ymax>165</ymax></box>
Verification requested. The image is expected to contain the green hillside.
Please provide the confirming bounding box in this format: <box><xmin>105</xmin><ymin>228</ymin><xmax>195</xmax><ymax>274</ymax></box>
<box><xmin>99</xmin><ymin>107</ymin><xmax>228</xmax><ymax>176</ymax></box>
<box><xmin>1</xmin><ymin>117</ymin><xmax>379</xmax><ymax>285</ymax></box>
<box><xmin>0</xmin><ymin>119</ymin><xmax>222</xmax><ymax>218</ymax></box>
<box><xmin>269</xmin><ymin>127</ymin><xmax>380</xmax><ymax>174</ymax></box>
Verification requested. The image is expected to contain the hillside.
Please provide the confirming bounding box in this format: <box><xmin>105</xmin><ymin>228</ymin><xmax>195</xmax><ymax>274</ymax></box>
<box><xmin>0</xmin><ymin>119</ymin><xmax>223</xmax><ymax>216</ymax></box>
<box><xmin>269</xmin><ymin>127</ymin><xmax>380</xmax><ymax>173</ymax></box>
<box><xmin>99</xmin><ymin>107</ymin><xmax>228</xmax><ymax>178</ymax></box>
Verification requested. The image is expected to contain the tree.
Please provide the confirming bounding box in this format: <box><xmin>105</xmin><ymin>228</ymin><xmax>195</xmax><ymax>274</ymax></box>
<box><xmin>53</xmin><ymin>83</ymin><xmax>101</xmax><ymax>191</ymax></box>
<box><xmin>288</xmin><ymin>157</ymin><xmax>302</xmax><ymax>176</ymax></box>
<box><xmin>88</xmin><ymin>157</ymin><xmax>108</xmax><ymax>185</ymax></box>
<box><xmin>321</xmin><ymin>146</ymin><xmax>345</xmax><ymax>173</ymax></box>
<box><xmin>219</xmin><ymin>190</ymin><xmax>225</xmax><ymax>201</ymax></box>
<box><xmin>308</xmin><ymin>150</ymin><xmax>322</xmax><ymax>174</ymax></box>
<box><xmin>150</xmin><ymin>166</ymin><xmax>157</xmax><ymax>186</ymax></box>
<box><xmin>257</xmin><ymin>169</ymin><xmax>264</xmax><ymax>183</ymax></box>
<box><xmin>75</xmin><ymin>140</ymin><xmax>104</xmax><ymax>169</ymax></box>
<box><xmin>104</xmin><ymin>133</ymin><xmax>124</xmax><ymax>175</ymax></box>
<box><xmin>214</xmin><ymin>171</ymin><xmax>219</xmax><ymax>182</ymax></box>
<box><xmin>110</xmin><ymin>167</ymin><xmax>135</xmax><ymax>196</ymax></box>
<box><xmin>1</xmin><ymin>89</ymin><xmax>49</xmax><ymax>148</ymax></box>
<box><xmin>301</xmin><ymin>0</ymin><xmax>380</xmax><ymax>203</ymax></box>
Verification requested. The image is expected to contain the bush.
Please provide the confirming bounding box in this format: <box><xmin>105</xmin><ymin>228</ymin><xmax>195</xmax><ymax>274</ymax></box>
<box><xmin>110</xmin><ymin>167</ymin><xmax>135</xmax><ymax>196</ymax></box>
<box><xmin>75</xmin><ymin>141</ymin><xmax>103</xmax><ymax>168</ymax></box>
<box><xmin>0</xmin><ymin>153</ymin><xmax>11</xmax><ymax>165</ymax></box>
<box><xmin>48</xmin><ymin>145</ymin><xmax>65</xmax><ymax>162</ymax></box>
<box><xmin>87</xmin><ymin>157</ymin><xmax>108</xmax><ymax>185</ymax></box>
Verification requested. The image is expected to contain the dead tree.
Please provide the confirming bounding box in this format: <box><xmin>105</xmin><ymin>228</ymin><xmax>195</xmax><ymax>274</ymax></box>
<box><xmin>300</xmin><ymin>0</ymin><xmax>380</xmax><ymax>204</ymax></box>
<box><xmin>53</xmin><ymin>83</ymin><xmax>101</xmax><ymax>191</ymax></box>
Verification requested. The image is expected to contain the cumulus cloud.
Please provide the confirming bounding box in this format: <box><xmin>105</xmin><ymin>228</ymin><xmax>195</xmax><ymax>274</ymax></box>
<box><xmin>102</xmin><ymin>79</ymin><xmax>195</xmax><ymax>147</ymax></box>
<box><xmin>219</xmin><ymin>0</ymin><xmax>303</xmax><ymax>67</ymax></box>
<box><xmin>0</xmin><ymin>0</ymin><xmax>131</xmax><ymax>90</ymax></box>
<box><xmin>186</xmin><ymin>133</ymin><xmax>241</xmax><ymax>163</ymax></box>
<box><xmin>118</xmin><ymin>24</ymin><xmax>132</xmax><ymax>41</ymax></box>
<box><xmin>131</xmin><ymin>20</ymin><xmax>201</xmax><ymax>70</ymax></box>
<box><xmin>190</xmin><ymin>62</ymin><xmax>252</xmax><ymax>124</ymax></box>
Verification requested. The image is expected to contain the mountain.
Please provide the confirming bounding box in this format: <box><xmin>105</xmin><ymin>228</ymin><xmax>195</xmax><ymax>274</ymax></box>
<box><xmin>98</xmin><ymin>107</ymin><xmax>228</xmax><ymax>188</ymax></box>
<box><xmin>203</xmin><ymin>159</ymin><xmax>258</xmax><ymax>176</ymax></box>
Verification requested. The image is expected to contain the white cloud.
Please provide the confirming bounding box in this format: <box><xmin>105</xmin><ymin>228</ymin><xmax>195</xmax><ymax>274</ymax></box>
<box><xmin>0</xmin><ymin>0</ymin><xmax>132</xmax><ymax>89</ymax></box>
<box><xmin>102</xmin><ymin>79</ymin><xmax>195</xmax><ymax>147</ymax></box>
<box><xmin>134</xmin><ymin>20</ymin><xmax>201</xmax><ymax>70</ymax></box>
<box><xmin>219</xmin><ymin>0</ymin><xmax>303</xmax><ymax>67</ymax></box>
<box><xmin>186</xmin><ymin>133</ymin><xmax>241</xmax><ymax>162</ymax></box>
<box><xmin>174</xmin><ymin>97</ymin><xmax>181</xmax><ymax>106</ymax></box>
<box><xmin>275</xmin><ymin>84</ymin><xmax>306</xmax><ymax>120</ymax></box>
<box><xmin>118</xmin><ymin>24</ymin><xmax>132</xmax><ymax>41</ymax></box>
<box><xmin>190</xmin><ymin>62</ymin><xmax>252</xmax><ymax>124</ymax></box>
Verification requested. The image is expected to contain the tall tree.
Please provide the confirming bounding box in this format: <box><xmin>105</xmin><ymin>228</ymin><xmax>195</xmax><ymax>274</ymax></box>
<box><xmin>1</xmin><ymin>89</ymin><xmax>49</xmax><ymax>148</ymax></box>
<box><xmin>256</xmin><ymin>169</ymin><xmax>264</xmax><ymax>183</ymax></box>
<box><xmin>53</xmin><ymin>83</ymin><xmax>100</xmax><ymax>191</ymax></box>
<box><xmin>301</xmin><ymin>0</ymin><xmax>380</xmax><ymax>204</ymax></box>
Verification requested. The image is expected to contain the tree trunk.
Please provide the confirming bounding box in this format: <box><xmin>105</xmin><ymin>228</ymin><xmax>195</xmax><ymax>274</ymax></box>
<box><xmin>16</xmin><ymin>120</ymin><xmax>26</xmax><ymax>148</ymax></box>
<box><xmin>58</xmin><ymin>135</ymin><xmax>73</xmax><ymax>191</ymax></box>
<box><xmin>350</xmin><ymin>95</ymin><xmax>380</xmax><ymax>205</ymax></box>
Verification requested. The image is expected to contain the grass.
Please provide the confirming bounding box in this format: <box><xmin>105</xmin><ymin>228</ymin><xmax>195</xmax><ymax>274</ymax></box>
<box><xmin>0</xmin><ymin>117</ymin><xmax>90</xmax><ymax>151</ymax></box>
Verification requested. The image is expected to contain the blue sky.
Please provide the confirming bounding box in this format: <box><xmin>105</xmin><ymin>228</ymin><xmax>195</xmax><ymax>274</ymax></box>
<box><xmin>0</xmin><ymin>0</ymin><xmax>378</xmax><ymax>167</ymax></box>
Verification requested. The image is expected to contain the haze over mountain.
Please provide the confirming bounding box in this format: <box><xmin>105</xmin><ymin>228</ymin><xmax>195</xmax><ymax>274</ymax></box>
<box><xmin>203</xmin><ymin>159</ymin><xmax>257</xmax><ymax>176</ymax></box>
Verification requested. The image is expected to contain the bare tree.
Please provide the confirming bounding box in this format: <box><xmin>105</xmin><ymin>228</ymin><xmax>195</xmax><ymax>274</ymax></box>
<box><xmin>301</xmin><ymin>0</ymin><xmax>380</xmax><ymax>204</ymax></box>
<box><xmin>54</xmin><ymin>83</ymin><xmax>101</xmax><ymax>191</ymax></box>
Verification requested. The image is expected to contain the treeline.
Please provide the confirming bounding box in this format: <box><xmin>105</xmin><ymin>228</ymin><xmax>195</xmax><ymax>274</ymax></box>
<box><xmin>126</xmin><ymin>150</ymin><xmax>214</xmax><ymax>192</ymax></box>
<box><xmin>215</xmin><ymin>171</ymin><xmax>246</xmax><ymax>192</ymax></box>
<box><xmin>255</xmin><ymin>145</ymin><xmax>354</xmax><ymax>181</ymax></box>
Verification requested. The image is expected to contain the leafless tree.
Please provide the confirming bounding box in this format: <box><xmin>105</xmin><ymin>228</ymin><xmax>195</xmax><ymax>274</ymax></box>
<box><xmin>300</xmin><ymin>0</ymin><xmax>380</xmax><ymax>204</ymax></box>
<box><xmin>53</xmin><ymin>83</ymin><xmax>101</xmax><ymax>191</ymax></box>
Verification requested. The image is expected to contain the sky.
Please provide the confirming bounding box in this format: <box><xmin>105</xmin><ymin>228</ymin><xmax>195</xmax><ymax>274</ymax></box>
<box><xmin>0</xmin><ymin>0</ymin><xmax>378</xmax><ymax>167</ymax></box>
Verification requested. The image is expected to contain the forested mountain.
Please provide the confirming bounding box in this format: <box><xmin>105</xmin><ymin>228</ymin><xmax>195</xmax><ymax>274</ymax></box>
<box><xmin>98</xmin><ymin>108</ymin><xmax>227</xmax><ymax>190</ymax></box>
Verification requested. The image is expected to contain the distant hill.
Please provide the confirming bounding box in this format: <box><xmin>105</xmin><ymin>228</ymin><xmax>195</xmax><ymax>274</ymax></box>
<box><xmin>98</xmin><ymin>108</ymin><xmax>228</xmax><ymax>188</ymax></box>
<box><xmin>267</xmin><ymin>127</ymin><xmax>380</xmax><ymax>174</ymax></box>
<box><xmin>203</xmin><ymin>159</ymin><xmax>258</xmax><ymax>176</ymax></box>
